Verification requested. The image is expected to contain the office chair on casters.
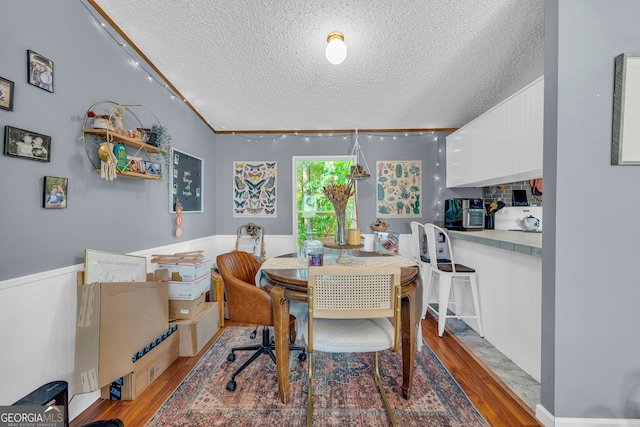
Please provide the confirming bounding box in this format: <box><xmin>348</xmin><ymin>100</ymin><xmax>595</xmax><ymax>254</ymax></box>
<box><xmin>216</xmin><ymin>251</ymin><xmax>306</xmax><ymax>392</ymax></box>
<box><xmin>304</xmin><ymin>265</ymin><xmax>402</xmax><ymax>427</ymax></box>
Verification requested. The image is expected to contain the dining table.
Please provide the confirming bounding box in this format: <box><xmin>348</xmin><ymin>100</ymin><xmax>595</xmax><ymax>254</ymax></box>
<box><xmin>260</xmin><ymin>250</ymin><xmax>421</xmax><ymax>404</ymax></box>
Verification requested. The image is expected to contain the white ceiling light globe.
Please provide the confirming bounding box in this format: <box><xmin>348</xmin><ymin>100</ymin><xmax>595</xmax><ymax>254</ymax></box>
<box><xmin>325</xmin><ymin>32</ymin><xmax>347</xmax><ymax>65</ymax></box>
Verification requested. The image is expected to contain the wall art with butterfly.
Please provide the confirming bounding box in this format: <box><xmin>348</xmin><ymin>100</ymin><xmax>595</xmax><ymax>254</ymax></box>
<box><xmin>232</xmin><ymin>161</ymin><xmax>277</xmax><ymax>217</ymax></box>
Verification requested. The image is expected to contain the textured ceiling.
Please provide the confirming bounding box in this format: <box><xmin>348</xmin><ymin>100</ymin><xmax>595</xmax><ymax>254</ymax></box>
<box><xmin>90</xmin><ymin>0</ymin><xmax>544</xmax><ymax>132</ymax></box>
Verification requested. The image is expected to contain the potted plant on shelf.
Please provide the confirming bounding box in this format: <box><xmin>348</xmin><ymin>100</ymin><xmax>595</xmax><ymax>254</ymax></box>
<box><xmin>151</xmin><ymin>123</ymin><xmax>172</xmax><ymax>181</ymax></box>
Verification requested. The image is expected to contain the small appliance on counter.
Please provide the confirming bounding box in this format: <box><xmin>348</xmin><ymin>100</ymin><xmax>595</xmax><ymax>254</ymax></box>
<box><xmin>494</xmin><ymin>206</ymin><xmax>543</xmax><ymax>232</ymax></box>
<box><xmin>444</xmin><ymin>198</ymin><xmax>484</xmax><ymax>230</ymax></box>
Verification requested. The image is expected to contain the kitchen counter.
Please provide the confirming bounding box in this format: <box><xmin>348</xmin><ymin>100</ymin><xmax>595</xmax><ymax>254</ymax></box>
<box><xmin>446</xmin><ymin>228</ymin><xmax>542</xmax><ymax>381</ymax></box>
<box><xmin>447</xmin><ymin>229</ymin><xmax>542</xmax><ymax>257</ymax></box>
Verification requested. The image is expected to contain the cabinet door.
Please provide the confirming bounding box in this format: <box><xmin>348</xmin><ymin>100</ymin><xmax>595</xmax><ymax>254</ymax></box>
<box><xmin>518</xmin><ymin>78</ymin><xmax>544</xmax><ymax>176</ymax></box>
<box><xmin>445</xmin><ymin>77</ymin><xmax>544</xmax><ymax>187</ymax></box>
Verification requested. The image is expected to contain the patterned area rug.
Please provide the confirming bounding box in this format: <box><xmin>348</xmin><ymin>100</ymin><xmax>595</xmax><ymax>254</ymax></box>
<box><xmin>147</xmin><ymin>327</ymin><xmax>488</xmax><ymax>426</ymax></box>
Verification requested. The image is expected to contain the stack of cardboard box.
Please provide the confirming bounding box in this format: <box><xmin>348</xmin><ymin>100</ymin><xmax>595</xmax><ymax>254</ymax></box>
<box><xmin>74</xmin><ymin>269</ymin><xmax>181</xmax><ymax>401</ymax></box>
<box><xmin>152</xmin><ymin>252</ymin><xmax>220</xmax><ymax>357</ymax></box>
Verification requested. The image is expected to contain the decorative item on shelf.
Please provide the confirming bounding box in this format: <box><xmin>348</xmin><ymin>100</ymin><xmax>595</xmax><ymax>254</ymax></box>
<box><xmin>371</xmin><ymin>218</ymin><xmax>388</xmax><ymax>232</ymax></box>
<box><xmin>87</xmin><ymin>110</ymin><xmax>112</xmax><ymax>130</ymax></box>
<box><xmin>322</xmin><ymin>181</ymin><xmax>354</xmax><ymax>245</ymax></box>
<box><xmin>346</xmin><ymin>127</ymin><xmax>371</xmax><ymax>180</ymax></box>
<box><xmin>111</xmin><ymin>105</ymin><xmax>127</xmax><ymax>137</ymax></box>
<box><xmin>175</xmin><ymin>200</ymin><xmax>183</xmax><ymax>238</ymax></box>
<box><xmin>113</xmin><ymin>143</ymin><xmax>127</xmax><ymax>171</ymax></box>
<box><xmin>98</xmin><ymin>140</ymin><xmax>117</xmax><ymax>181</ymax></box>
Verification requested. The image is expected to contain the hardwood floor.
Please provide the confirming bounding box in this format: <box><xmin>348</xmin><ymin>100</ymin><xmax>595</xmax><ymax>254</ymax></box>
<box><xmin>70</xmin><ymin>318</ymin><xmax>541</xmax><ymax>427</ymax></box>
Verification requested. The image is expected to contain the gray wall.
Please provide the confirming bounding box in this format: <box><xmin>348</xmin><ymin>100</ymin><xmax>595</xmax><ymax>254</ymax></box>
<box><xmin>212</xmin><ymin>132</ymin><xmax>480</xmax><ymax>237</ymax></box>
<box><xmin>543</xmin><ymin>0</ymin><xmax>640</xmax><ymax>418</ymax></box>
<box><xmin>0</xmin><ymin>1</ymin><xmax>215</xmax><ymax>281</ymax></box>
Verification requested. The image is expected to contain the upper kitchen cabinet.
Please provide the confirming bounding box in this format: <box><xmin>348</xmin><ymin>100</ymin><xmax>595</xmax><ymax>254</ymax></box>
<box><xmin>446</xmin><ymin>77</ymin><xmax>544</xmax><ymax>188</ymax></box>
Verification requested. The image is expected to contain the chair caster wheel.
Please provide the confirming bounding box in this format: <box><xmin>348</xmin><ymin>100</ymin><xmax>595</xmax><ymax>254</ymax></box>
<box><xmin>298</xmin><ymin>352</ymin><xmax>307</xmax><ymax>361</ymax></box>
<box><xmin>227</xmin><ymin>353</ymin><xmax>236</xmax><ymax>362</ymax></box>
<box><xmin>226</xmin><ymin>380</ymin><xmax>237</xmax><ymax>391</ymax></box>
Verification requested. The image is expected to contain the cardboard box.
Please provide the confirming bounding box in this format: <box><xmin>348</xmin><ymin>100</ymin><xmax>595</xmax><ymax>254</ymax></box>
<box><xmin>74</xmin><ymin>271</ymin><xmax>169</xmax><ymax>394</ymax></box>
<box><xmin>168</xmin><ymin>273</ymin><xmax>211</xmax><ymax>300</ymax></box>
<box><xmin>169</xmin><ymin>292</ymin><xmax>206</xmax><ymax>320</ymax></box>
<box><xmin>100</xmin><ymin>330</ymin><xmax>180</xmax><ymax>401</ymax></box>
<box><xmin>157</xmin><ymin>258</ymin><xmax>213</xmax><ymax>281</ymax></box>
<box><xmin>172</xmin><ymin>302</ymin><xmax>219</xmax><ymax>357</ymax></box>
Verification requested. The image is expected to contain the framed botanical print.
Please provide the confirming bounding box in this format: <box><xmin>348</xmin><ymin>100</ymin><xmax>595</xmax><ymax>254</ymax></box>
<box><xmin>27</xmin><ymin>50</ymin><xmax>54</xmax><ymax>93</ymax></box>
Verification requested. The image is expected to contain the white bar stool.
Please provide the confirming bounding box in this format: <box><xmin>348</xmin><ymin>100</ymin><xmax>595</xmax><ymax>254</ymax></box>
<box><xmin>423</xmin><ymin>223</ymin><xmax>484</xmax><ymax>338</ymax></box>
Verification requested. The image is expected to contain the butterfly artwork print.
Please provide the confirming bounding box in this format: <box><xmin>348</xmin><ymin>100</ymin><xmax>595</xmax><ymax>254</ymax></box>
<box><xmin>233</xmin><ymin>161</ymin><xmax>277</xmax><ymax>217</ymax></box>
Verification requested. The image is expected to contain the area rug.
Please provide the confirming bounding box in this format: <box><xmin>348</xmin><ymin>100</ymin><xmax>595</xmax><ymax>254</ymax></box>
<box><xmin>146</xmin><ymin>327</ymin><xmax>488</xmax><ymax>426</ymax></box>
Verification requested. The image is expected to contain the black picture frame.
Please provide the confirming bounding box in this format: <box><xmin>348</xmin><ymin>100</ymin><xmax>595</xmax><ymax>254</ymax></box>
<box><xmin>0</xmin><ymin>77</ymin><xmax>15</xmax><ymax>111</ymax></box>
<box><xmin>43</xmin><ymin>176</ymin><xmax>68</xmax><ymax>209</ymax></box>
<box><xmin>27</xmin><ymin>50</ymin><xmax>54</xmax><ymax>93</ymax></box>
<box><xmin>4</xmin><ymin>125</ymin><xmax>51</xmax><ymax>162</ymax></box>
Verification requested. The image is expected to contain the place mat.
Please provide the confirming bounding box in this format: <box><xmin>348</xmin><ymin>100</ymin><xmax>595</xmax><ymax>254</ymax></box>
<box><xmin>261</xmin><ymin>254</ymin><xmax>416</xmax><ymax>269</ymax></box>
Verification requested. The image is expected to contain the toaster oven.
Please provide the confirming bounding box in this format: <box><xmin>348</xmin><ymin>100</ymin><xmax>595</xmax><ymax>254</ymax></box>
<box><xmin>444</xmin><ymin>198</ymin><xmax>484</xmax><ymax>230</ymax></box>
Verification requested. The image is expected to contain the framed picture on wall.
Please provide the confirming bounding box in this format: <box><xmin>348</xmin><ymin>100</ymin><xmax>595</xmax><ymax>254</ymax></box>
<box><xmin>0</xmin><ymin>77</ymin><xmax>15</xmax><ymax>111</ymax></box>
<box><xmin>27</xmin><ymin>50</ymin><xmax>54</xmax><ymax>93</ymax></box>
<box><xmin>43</xmin><ymin>176</ymin><xmax>68</xmax><ymax>209</ymax></box>
<box><xmin>4</xmin><ymin>125</ymin><xmax>51</xmax><ymax>162</ymax></box>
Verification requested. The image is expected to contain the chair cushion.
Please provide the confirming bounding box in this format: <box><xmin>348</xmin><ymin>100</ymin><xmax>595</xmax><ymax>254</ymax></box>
<box><xmin>304</xmin><ymin>318</ymin><xmax>395</xmax><ymax>353</ymax></box>
<box><xmin>437</xmin><ymin>262</ymin><xmax>475</xmax><ymax>273</ymax></box>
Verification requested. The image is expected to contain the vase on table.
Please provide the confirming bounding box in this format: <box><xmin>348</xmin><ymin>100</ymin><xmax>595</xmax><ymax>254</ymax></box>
<box><xmin>332</xmin><ymin>201</ymin><xmax>348</xmax><ymax>245</ymax></box>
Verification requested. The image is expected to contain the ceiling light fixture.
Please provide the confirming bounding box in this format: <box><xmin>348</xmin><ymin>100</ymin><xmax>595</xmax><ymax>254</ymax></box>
<box><xmin>325</xmin><ymin>31</ymin><xmax>347</xmax><ymax>65</ymax></box>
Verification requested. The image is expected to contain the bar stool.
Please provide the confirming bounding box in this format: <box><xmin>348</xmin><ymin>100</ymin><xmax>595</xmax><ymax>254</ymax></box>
<box><xmin>409</xmin><ymin>221</ymin><xmax>431</xmax><ymax>321</ymax></box>
<box><xmin>423</xmin><ymin>223</ymin><xmax>484</xmax><ymax>337</ymax></box>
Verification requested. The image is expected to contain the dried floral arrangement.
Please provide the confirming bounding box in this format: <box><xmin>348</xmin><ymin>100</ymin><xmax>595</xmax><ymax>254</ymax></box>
<box><xmin>322</xmin><ymin>180</ymin><xmax>354</xmax><ymax>209</ymax></box>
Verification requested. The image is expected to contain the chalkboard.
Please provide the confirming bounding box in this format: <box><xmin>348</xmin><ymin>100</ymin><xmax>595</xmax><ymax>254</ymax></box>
<box><xmin>170</xmin><ymin>148</ymin><xmax>203</xmax><ymax>213</ymax></box>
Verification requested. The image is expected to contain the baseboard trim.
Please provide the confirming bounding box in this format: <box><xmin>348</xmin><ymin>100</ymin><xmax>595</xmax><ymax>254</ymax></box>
<box><xmin>535</xmin><ymin>403</ymin><xmax>640</xmax><ymax>427</ymax></box>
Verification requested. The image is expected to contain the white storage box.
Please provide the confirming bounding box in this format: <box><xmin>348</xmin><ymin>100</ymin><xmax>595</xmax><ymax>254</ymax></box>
<box><xmin>168</xmin><ymin>274</ymin><xmax>211</xmax><ymax>300</ymax></box>
<box><xmin>157</xmin><ymin>259</ymin><xmax>213</xmax><ymax>281</ymax></box>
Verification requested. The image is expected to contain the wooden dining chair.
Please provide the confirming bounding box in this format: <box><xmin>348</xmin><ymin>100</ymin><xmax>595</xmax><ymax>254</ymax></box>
<box><xmin>304</xmin><ymin>265</ymin><xmax>402</xmax><ymax>427</ymax></box>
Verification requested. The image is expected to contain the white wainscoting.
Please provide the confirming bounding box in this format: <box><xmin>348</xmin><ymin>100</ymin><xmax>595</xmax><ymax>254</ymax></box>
<box><xmin>0</xmin><ymin>233</ymin><xmax>414</xmax><ymax>420</ymax></box>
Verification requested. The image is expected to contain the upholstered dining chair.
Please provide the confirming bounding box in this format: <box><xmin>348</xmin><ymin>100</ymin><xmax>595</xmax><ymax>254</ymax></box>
<box><xmin>216</xmin><ymin>250</ymin><xmax>306</xmax><ymax>392</ymax></box>
<box><xmin>304</xmin><ymin>265</ymin><xmax>402</xmax><ymax>427</ymax></box>
<box><xmin>422</xmin><ymin>223</ymin><xmax>484</xmax><ymax>338</ymax></box>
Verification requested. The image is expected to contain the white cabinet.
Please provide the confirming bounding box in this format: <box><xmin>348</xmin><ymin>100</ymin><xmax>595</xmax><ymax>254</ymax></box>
<box><xmin>446</xmin><ymin>77</ymin><xmax>544</xmax><ymax>188</ymax></box>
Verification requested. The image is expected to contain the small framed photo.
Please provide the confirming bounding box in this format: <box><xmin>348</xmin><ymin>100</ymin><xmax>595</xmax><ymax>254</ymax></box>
<box><xmin>27</xmin><ymin>50</ymin><xmax>54</xmax><ymax>93</ymax></box>
<box><xmin>145</xmin><ymin>161</ymin><xmax>161</xmax><ymax>177</ymax></box>
<box><xmin>43</xmin><ymin>176</ymin><xmax>68</xmax><ymax>209</ymax></box>
<box><xmin>4</xmin><ymin>125</ymin><xmax>51</xmax><ymax>162</ymax></box>
<box><xmin>0</xmin><ymin>77</ymin><xmax>15</xmax><ymax>111</ymax></box>
<box><xmin>137</xmin><ymin>128</ymin><xmax>151</xmax><ymax>143</ymax></box>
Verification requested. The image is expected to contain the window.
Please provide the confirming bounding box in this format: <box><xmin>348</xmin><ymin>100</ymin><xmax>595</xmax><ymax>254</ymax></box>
<box><xmin>293</xmin><ymin>156</ymin><xmax>355</xmax><ymax>248</ymax></box>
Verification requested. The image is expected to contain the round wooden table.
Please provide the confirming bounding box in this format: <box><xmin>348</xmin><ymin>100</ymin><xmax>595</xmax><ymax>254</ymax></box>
<box><xmin>261</xmin><ymin>251</ymin><xmax>421</xmax><ymax>404</ymax></box>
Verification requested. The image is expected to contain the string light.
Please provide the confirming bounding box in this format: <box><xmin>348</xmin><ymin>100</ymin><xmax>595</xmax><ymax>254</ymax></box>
<box><xmin>227</xmin><ymin>131</ymin><xmax>440</xmax><ymax>144</ymax></box>
<box><xmin>81</xmin><ymin>1</ymin><xmax>183</xmax><ymax>103</ymax></box>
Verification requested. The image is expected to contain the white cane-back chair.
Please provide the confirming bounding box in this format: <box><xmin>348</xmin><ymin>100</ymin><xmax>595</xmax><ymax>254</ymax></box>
<box><xmin>304</xmin><ymin>265</ymin><xmax>402</xmax><ymax>427</ymax></box>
